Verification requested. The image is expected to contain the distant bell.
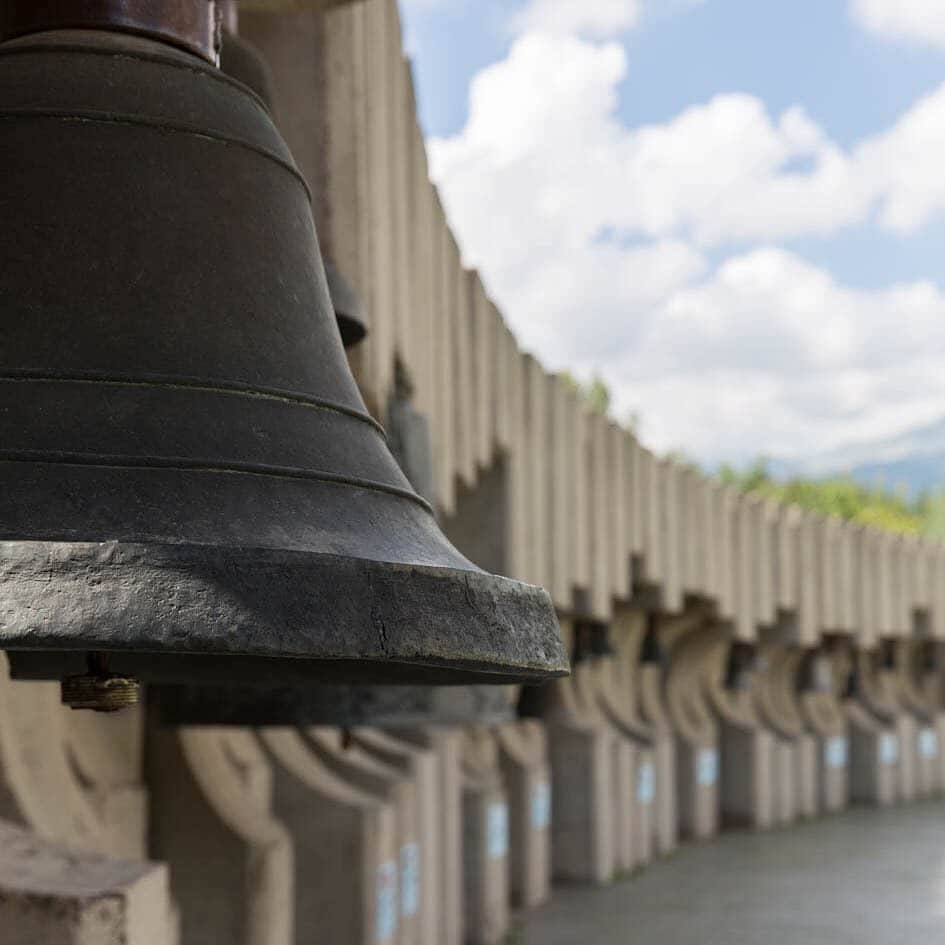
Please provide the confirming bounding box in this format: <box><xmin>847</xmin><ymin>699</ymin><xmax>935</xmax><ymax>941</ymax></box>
<box><xmin>797</xmin><ymin>649</ymin><xmax>834</xmax><ymax>694</ymax></box>
<box><xmin>723</xmin><ymin>642</ymin><xmax>757</xmax><ymax>693</ymax></box>
<box><xmin>640</xmin><ymin>616</ymin><xmax>664</xmax><ymax>665</ymax></box>
<box><xmin>0</xmin><ymin>2</ymin><xmax>567</xmax><ymax>710</ymax></box>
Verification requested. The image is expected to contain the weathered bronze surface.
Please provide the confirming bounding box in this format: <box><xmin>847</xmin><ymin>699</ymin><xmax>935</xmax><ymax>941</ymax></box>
<box><xmin>0</xmin><ymin>0</ymin><xmax>223</xmax><ymax>62</ymax></box>
<box><xmin>0</xmin><ymin>29</ymin><xmax>567</xmax><ymax>688</ymax></box>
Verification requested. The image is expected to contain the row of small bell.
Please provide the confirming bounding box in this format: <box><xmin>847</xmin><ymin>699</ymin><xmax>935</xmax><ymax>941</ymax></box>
<box><xmin>0</xmin><ymin>0</ymin><xmax>567</xmax><ymax>712</ymax></box>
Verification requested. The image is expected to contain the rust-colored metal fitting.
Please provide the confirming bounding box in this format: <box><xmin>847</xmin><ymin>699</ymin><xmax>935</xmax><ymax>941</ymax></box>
<box><xmin>0</xmin><ymin>0</ymin><xmax>224</xmax><ymax>63</ymax></box>
<box><xmin>61</xmin><ymin>653</ymin><xmax>139</xmax><ymax>712</ymax></box>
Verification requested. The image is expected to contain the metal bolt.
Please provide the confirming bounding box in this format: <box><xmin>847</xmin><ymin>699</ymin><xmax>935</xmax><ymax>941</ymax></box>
<box><xmin>61</xmin><ymin>653</ymin><xmax>139</xmax><ymax>713</ymax></box>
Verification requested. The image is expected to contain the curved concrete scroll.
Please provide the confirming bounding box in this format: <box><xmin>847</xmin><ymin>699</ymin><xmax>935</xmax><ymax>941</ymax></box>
<box><xmin>495</xmin><ymin>720</ymin><xmax>551</xmax><ymax>908</ymax></box>
<box><xmin>854</xmin><ymin>649</ymin><xmax>912</xmax><ymax>802</ymax></box>
<box><xmin>302</xmin><ymin>727</ymin><xmax>420</xmax><ymax>945</ymax></box>
<box><xmin>65</xmin><ymin>706</ymin><xmax>148</xmax><ymax>858</ymax></box>
<box><xmin>890</xmin><ymin>640</ymin><xmax>940</xmax><ymax>798</ymax></box>
<box><xmin>799</xmin><ymin>648</ymin><xmax>850</xmax><ymax>813</ymax></box>
<box><xmin>755</xmin><ymin>645</ymin><xmax>815</xmax><ymax>822</ymax></box>
<box><xmin>590</xmin><ymin>634</ymin><xmax>658</xmax><ymax>870</ymax></box>
<box><xmin>0</xmin><ymin>654</ymin><xmax>130</xmax><ymax>856</ymax></box>
<box><xmin>148</xmin><ymin>728</ymin><xmax>292</xmax><ymax>945</ymax></box>
<box><xmin>840</xmin><ymin>647</ymin><xmax>899</xmax><ymax>807</ymax></box>
<box><xmin>536</xmin><ymin>620</ymin><xmax>615</xmax><ymax>885</ymax></box>
<box><xmin>571</xmin><ymin>655</ymin><xmax>639</xmax><ymax>874</ymax></box>
<box><xmin>664</xmin><ymin>619</ymin><xmax>720</xmax><ymax>841</ymax></box>
<box><xmin>918</xmin><ymin>644</ymin><xmax>945</xmax><ymax>794</ymax></box>
<box><xmin>258</xmin><ymin>729</ymin><xmax>399</xmax><ymax>945</ymax></box>
<box><xmin>636</xmin><ymin>611</ymin><xmax>706</xmax><ymax>854</ymax></box>
<box><xmin>704</xmin><ymin>634</ymin><xmax>775</xmax><ymax>830</ymax></box>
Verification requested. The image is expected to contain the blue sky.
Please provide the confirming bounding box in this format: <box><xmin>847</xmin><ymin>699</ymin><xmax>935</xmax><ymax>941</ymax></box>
<box><xmin>400</xmin><ymin>0</ymin><xmax>945</xmax><ymax>466</ymax></box>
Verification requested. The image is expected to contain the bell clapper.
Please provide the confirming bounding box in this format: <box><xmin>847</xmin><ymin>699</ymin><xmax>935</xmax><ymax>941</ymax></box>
<box><xmin>61</xmin><ymin>652</ymin><xmax>140</xmax><ymax>713</ymax></box>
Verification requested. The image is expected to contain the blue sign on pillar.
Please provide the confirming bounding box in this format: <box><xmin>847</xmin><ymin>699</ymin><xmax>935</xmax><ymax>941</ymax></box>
<box><xmin>531</xmin><ymin>781</ymin><xmax>552</xmax><ymax>830</ymax></box>
<box><xmin>919</xmin><ymin>728</ymin><xmax>939</xmax><ymax>760</ymax></box>
<box><xmin>637</xmin><ymin>761</ymin><xmax>655</xmax><ymax>805</ymax></box>
<box><xmin>400</xmin><ymin>842</ymin><xmax>420</xmax><ymax>918</ymax></box>
<box><xmin>488</xmin><ymin>802</ymin><xmax>509</xmax><ymax>860</ymax></box>
<box><xmin>376</xmin><ymin>860</ymin><xmax>398</xmax><ymax>944</ymax></box>
<box><xmin>825</xmin><ymin>736</ymin><xmax>848</xmax><ymax>769</ymax></box>
<box><xmin>880</xmin><ymin>732</ymin><xmax>899</xmax><ymax>766</ymax></box>
<box><xmin>697</xmin><ymin>747</ymin><xmax>719</xmax><ymax>786</ymax></box>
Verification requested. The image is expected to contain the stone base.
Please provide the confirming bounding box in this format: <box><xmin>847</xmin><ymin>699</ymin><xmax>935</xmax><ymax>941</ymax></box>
<box><xmin>720</xmin><ymin>725</ymin><xmax>775</xmax><ymax>830</ymax></box>
<box><xmin>500</xmin><ymin>751</ymin><xmax>551</xmax><ymax>909</ymax></box>
<box><xmin>548</xmin><ymin>722</ymin><xmax>614</xmax><ymax>884</ymax></box>
<box><xmin>0</xmin><ymin>821</ymin><xmax>177</xmax><ymax>945</ymax></box>
<box><xmin>462</xmin><ymin>783</ymin><xmax>510</xmax><ymax>945</ymax></box>
<box><xmin>818</xmin><ymin>733</ymin><xmax>850</xmax><ymax>812</ymax></box>
<box><xmin>850</xmin><ymin>727</ymin><xmax>898</xmax><ymax>807</ymax></box>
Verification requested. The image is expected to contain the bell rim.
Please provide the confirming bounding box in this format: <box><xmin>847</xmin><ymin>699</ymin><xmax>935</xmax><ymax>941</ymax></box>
<box><xmin>0</xmin><ymin>539</ymin><xmax>570</xmax><ymax>684</ymax></box>
<box><xmin>154</xmin><ymin>682</ymin><xmax>516</xmax><ymax>727</ymax></box>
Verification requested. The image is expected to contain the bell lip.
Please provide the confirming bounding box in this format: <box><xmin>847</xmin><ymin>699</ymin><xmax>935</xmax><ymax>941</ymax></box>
<box><xmin>154</xmin><ymin>683</ymin><xmax>517</xmax><ymax>727</ymax></box>
<box><xmin>0</xmin><ymin>539</ymin><xmax>571</xmax><ymax>685</ymax></box>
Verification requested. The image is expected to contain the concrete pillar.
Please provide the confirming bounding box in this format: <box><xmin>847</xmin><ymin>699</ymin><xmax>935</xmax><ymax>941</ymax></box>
<box><xmin>568</xmin><ymin>655</ymin><xmax>639</xmax><ymax>875</ymax></box>
<box><xmin>461</xmin><ymin>730</ymin><xmax>510</xmax><ymax>945</ymax></box>
<box><xmin>148</xmin><ymin>729</ymin><xmax>292</xmax><ymax>945</ymax></box>
<box><xmin>635</xmin><ymin>613</ymin><xmax>693</xmax><ymax>855</ymax></box>
<box><xmin>63</xmin><ymin>707</ymin><xmax>148</xmax><ymax>859</ymax></box>
<box><xmin>664</xmin><ymin>621</ymin><xmax>720</xmax><ymax>841</ymax></box>
<box><xmin>756</xmin><ymin>646</ymin><xmax>814</xmax><ymax>822</ymax></box>
<box><xmin>351</xmin><ymin>730</ymin><xmax>441</xmax><ymax>945</ymax></box>
<box><xmin>495</xmin><ymin>720</ymin><xmax>552</xmax><ymax>909</ymax></box>
<box><xmin>891</xmin><ymin>640</ymin><xmax>940</xmax><ymax>798</ymax></box>
<box><xmin>590</xmin><ymin>649</ymin><xmax>657</xmax><ymax>870</ymax></box>
<box><xmin>0</xmin><ymin>656</ymin><xmax>146</xmax><ymax>857</ymax></box>
<box><xmin>706</xmin><ymin>638</ymin><xmax>776</xmax><ymax>830</ymax></box>
<box><xmin>392</xmin><ymin>729</ymin><xmax>464</xmax><ymax>945</ymax></box>
<box><xmin>800</xmin><ymin>648</ymin><xmax>850</xmax><ymax>813</ymax></box>
<box><xmin>258</xmin><ymin>729</ymin><xmax>400</xmax><ymax>945</ymax></box>
<box><xmin>853</xmin><ymin>649</ymin><xmax>908</xmax><ymax>803</ymax></box>
<box><xmin>847</xmin><ymin>703</ymin><xmax>899</xmax><ymax>807</ymax></box>
<box><xmin>303</xmin><ymin>728</ymin><xmax>421</xmax><ymax>945</ymax></box>
<box><xmin>0</xmin><ymin>820</ymin><xmax>177</xmax><ymax>945</ymax></box>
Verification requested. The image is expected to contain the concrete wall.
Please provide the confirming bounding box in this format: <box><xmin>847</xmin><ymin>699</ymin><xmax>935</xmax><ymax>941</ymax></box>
<box><xmin>3</xmin><ymin>3</ymin><xmax>945</xmax><ymax>944</ymax></box>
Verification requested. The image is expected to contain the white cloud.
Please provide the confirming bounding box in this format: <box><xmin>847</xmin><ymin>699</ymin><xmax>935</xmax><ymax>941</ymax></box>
<box><xmin>850</xmin><ymin>0</ymin><xmax>945</xmax><ymax>48</ymax></box>
<box><xmin>610</xmin><ymin>248</ymin><xmax>945</xmax><ymax>460</ymax></box>
<box><xmin>510</xmin><ymin>0</ymin><xmax>642</xmax><ymax>39</ymax></box>
<box><xmin>428</xmin><ymin>29</ymin><xmax>945</xmax><ymax>461</ymax></box>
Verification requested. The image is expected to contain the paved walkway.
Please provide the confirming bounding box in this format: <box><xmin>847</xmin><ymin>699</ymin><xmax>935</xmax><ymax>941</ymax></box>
<box><xmin>521</xmin><ymin>802</ymin><xmax>945</xmax><ymax>945</ymax></box>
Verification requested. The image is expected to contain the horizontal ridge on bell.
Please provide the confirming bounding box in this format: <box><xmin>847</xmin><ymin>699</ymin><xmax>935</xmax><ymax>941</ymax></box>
<box><xmin>0</xmin><ymin>28</ymin><xmax>568</xmax><ymax>687</ymax></box>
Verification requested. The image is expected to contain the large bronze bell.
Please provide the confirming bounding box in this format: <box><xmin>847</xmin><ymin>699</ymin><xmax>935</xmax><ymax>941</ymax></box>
<box><xmin>155</xmin><ymin>233</ymin><xmax>513</xmax><ymax>727</ymax></box>
<box><xmin>0</xmin><ymin>2</ymin><xmax>567</xmax><ymax>707</ymax></box>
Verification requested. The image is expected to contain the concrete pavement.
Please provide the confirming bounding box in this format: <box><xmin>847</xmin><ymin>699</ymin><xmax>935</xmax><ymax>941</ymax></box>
<box><xmin>521</xmin><ymin>802</ymin><xmax>945</xmax><ymax>945</ymax></box>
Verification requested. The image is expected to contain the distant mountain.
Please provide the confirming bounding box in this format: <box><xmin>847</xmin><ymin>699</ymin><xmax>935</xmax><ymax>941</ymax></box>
<box><xmin>771</xmin><ymin>416</ymin><xmax>945</xmax><ymax>497</ymax></box>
